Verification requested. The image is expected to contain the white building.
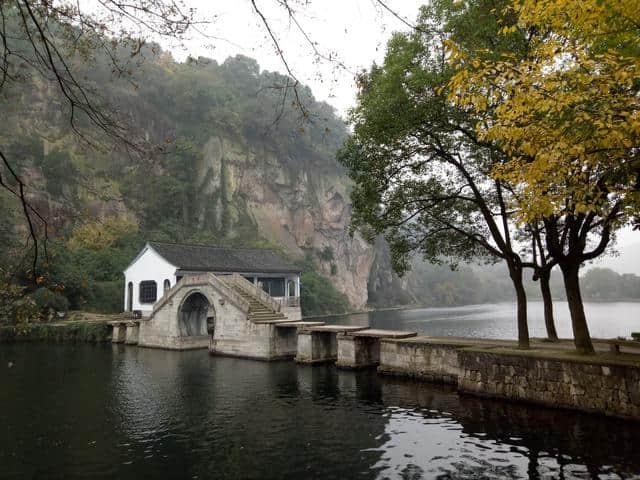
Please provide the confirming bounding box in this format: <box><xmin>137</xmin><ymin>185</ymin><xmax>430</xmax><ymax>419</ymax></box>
<box><xmin>123</xmin><ymin>241</ymin><xmax>301</xmax><ymax>316</ymax></box>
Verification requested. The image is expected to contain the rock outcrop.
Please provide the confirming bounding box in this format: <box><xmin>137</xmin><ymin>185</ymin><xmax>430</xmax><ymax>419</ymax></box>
<box><xmin>195</xmin><ymin>135</ymin><xmax>375</xmax><ymax>309</ymax></box>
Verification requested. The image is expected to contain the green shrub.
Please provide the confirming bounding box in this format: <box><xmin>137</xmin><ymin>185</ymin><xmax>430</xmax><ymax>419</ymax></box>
<box><xmin>1</xmin><ymin>321</ymin><xmax>112</xmax><ymax>343</ymax></box>
<box><xmin>30</xmin><ymin>287</ymin><xmax>69</xmax><ymax>313</ymax></box>
<box><xmin>300</xmin><ymin>271</ymin><xmax>351</xmax><ymax>317</ymax></box>
<box><xmin>86</xmin><ymin>280</ymin><xmax>123</xmax><ymax>314</ymax></box>
<box><xmin>0</xmin><ymin>281</ymin><xmax>40</xmax><ymax>326</ymax></box>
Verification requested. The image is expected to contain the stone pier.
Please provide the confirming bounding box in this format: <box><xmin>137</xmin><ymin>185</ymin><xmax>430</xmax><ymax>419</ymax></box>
<box><xmin>110</xmin><ymin>322</ymin><xmax>127</xmax><ymax>343</ymax></box>
<box><xmin>124</xmin><ymin>321</ymin><xmax>140</xmax><ymax>345</ymax></box>
<box><xmin>273</xmin><ymin>321</ymin><xmax>326</xmax><ymax>359</ymax></box>
<box><xmin>336</xmin><ymin>329</ymin><xmax>417</xmax><ymax>369</ymax></box>
<box><xmin>295</xmin><ymin>325</ymin><xmax>368</xmax><ymax>364</ymax></box>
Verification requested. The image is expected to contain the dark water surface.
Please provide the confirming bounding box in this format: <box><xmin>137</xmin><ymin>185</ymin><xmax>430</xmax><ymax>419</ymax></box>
<box><xmin>2</xmin><ymin>342</ymin><xmax>640</xmax><ymax>479</ymax></box>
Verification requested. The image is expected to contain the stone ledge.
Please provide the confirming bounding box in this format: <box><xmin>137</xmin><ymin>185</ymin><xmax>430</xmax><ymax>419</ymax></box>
<box><xmin>304</xmin><ymin>325</ymin><xmax>369</xmax><ymax>333</ymax></box>
<box><xmin>460</xmin><ymin>346</ymin><xmax>640</xmax><ymax>368</ymax></box>
<box><xmin>347</xmin><ymin>329</ymin><xmax>417</xmax><ymax>339</ymax></box>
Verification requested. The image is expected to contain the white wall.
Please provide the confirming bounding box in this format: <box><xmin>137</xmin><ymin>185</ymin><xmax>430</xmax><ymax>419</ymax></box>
<box><xmin>123</xmin><ymin>245</ymin><xmax>177</xmax><ymax>314</ymax></box>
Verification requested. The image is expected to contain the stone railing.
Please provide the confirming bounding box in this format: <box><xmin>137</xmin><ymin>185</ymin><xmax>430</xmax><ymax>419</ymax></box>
<box><xmin>151</xmin><ymin>273</ymin><xmax>250</xmax><ymax>316</ymax></box>
<box><xmin>207</xmin><ymin>273</ymin><xmax>251</xmax><ymax>312</ymax></box>
<box><xmin>225</xmin><ymin>273</ymin><xmax>281</xmax><ymax>313</ymax></box>
<box><xmin>150</xmin><ymin>276</ymin><xmax>192</xmax><ymax>317</ymax></box>
<box><xmin>275</xmin><ymin>296</ymin><xmax>300</xmax><ymax>309</ymax></box>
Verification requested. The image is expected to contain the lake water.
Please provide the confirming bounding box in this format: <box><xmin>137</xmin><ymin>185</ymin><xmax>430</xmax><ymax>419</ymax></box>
<box><xmin>2</xmin><ymin>303</ymin><xmax>640</xmax><ymax>479</ymax></box>
<box><xmin>327</xmin><ymin>301</ymin><xmax>640</xmax><ymax>340</ymax></box>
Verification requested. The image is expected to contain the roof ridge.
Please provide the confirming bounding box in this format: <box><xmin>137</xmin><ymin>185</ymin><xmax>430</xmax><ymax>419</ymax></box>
<box><xmin>148</xmin><ymin>240</ymin><xmax>279</xmax><ymax>252</ymax></box>
<box><xmin>145</xmin><ymin>240</ymin><xmax>301</xmax><ymax>273</ymax></box>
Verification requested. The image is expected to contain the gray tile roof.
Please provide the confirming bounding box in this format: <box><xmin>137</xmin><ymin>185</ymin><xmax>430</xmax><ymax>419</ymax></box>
<box><xmin>149</xmin><ymin>242</ymin><xmax>301</xmax><ymax>274</ymax></box>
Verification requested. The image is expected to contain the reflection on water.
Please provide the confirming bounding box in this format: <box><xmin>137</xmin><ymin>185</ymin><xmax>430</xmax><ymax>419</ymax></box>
<box><xmin>1</xmin><ymin>343</ymin><xmax>639</xmax><ymax>479</ymax></box>
<box><xmin>329</xmin><ymin>301</ymin><xmax>640</xmax><ymax>339</ymax></box>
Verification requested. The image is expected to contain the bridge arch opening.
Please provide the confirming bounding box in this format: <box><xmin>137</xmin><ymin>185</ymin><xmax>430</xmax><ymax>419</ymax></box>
<box><xmin>178</xmin><ymin>292</ymin><xmax>211</xmax><ymax>337</ymax></box>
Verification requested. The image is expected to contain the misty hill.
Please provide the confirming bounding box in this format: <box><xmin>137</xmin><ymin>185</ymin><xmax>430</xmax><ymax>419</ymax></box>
<box><xmin>0</xmin><ymin>31</ymin><xmax>380</xmax><ymax>312</ymax></box>
<box><xmin>589</xmin><ymin>241</ymin><xmax>640</xmax><ymax>276</ymax></box>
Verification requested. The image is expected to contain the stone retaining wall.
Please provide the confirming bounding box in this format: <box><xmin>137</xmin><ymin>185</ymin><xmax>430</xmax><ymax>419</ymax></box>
<box><xmin>378</xmin><ymin>339</ymin><xmax>461</xmax><ymax>384</ymax></box>
<box><xmin>458</xmin><ymin>350</ymin><xmax>640</xmax><ymax>420</ymax></box>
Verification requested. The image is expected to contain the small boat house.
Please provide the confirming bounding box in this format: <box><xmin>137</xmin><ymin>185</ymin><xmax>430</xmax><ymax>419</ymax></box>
<box><xmin>123</xmin><ymin>241</ymin><xmax>301</xmax><ymax>317</ymax></box>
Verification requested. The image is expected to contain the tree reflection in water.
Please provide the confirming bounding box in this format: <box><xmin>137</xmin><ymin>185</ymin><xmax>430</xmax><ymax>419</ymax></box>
<box><xmin>1</xmin><ymin>344</ymin><xmax>638</xmax><ymax>479</ymax></box>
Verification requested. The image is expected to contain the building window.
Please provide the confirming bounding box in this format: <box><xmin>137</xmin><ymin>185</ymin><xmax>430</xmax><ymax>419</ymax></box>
<box><xmin>259</xmin><ymin>278</ymin><xmax>285</xmax><ymax>297</ymax></box>
<box><xmin>139</xmin><ymin>281</ymin><xmax>157</xmax><ymax>303</ymax></box>
<box><xmin>163</xmin><ymin>279</ymin><xmax>171</xmax><ymax>292</ymax></box>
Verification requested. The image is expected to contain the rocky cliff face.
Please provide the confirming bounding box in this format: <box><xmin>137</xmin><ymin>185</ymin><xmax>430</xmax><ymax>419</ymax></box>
<box><xmin>195</xmin><ymin>135</ymin><xmax>375</xmax><ymax>308</ymax></box>
<box><xmin>367</xmin><ymin>238</ymin><xmax>422</xmax><ymax>307</ymax></box>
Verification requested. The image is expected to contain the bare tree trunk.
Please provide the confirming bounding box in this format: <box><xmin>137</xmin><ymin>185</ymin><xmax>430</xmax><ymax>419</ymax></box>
<box><xmin>509</xmin><ymin>264</ymin><xmax>530</xmax><ymax>349</ymax></box>
<box><xmin>539</xmin><ymin>270</ymin><xmax>558</xmax><ymax>341</ymax></box>
<box><xmin>560</xmin><ymin>262</ymin><xmax>594</xmax><ymax>354</ymax></box>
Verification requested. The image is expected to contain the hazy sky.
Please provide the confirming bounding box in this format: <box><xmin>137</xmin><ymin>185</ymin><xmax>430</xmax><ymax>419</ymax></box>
<box><xmin>165</xmin><ymin>0</ymin><xmax>424</xmax><ymax>115</ymax></box>
<box><xmin>155</xmin><ymin>0</ymin><xmax>638</xmax><ymax>270</ymax></box>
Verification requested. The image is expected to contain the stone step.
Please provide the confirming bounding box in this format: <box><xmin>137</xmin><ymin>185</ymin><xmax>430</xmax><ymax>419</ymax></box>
<box><xmin>228</xmin><ymin>284</ymin><xmax>283</xmax><ymax>320</ymax></box>
<box><xmin>248</xmin><ymin>309</ymin><xmax>284</xmax><ymax>314</ymax></box>
<box><xmin>249</xmin><ymin>309</ymin><xmax>281</xmax><ymax>315</ymax></box>
<box><xmin>251</xmin><ymin>319</ymin><xmax>294</xmax><ymax>325</ymax></box>
<box><xmin>249</xmin><ymin>315</ymin><xmax>286</xmax><ymax>321</ymax></box>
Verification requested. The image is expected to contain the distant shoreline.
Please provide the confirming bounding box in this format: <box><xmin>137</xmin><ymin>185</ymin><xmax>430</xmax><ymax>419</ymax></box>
<box><xmin>304</xmin><ymin>299</ymin><xmax>640</xmax><ymax>320</ymax></box>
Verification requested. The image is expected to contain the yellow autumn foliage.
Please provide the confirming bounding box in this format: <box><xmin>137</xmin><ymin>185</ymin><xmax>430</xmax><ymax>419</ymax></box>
<box><xmin>67</xmin><ymin>216</ymin><xmax>138</xmax><ymax>251</ymax></box>
<box><xmin>447</xmin><ymin>0</ymin><xmax>640</xmax><ymax>222</ymax></box>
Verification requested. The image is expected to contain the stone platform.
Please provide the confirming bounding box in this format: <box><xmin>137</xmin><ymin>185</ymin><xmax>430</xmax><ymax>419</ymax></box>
<box><xmin>336</xmin><ymin>329</ymin><xmax>417</xmax><ymax>369</ymax></box>
<box><xmin>295</xmin><ymin>325</ymin><xmax>369</xmax><ymax>364</ymax></box>
<box><xmin>275</xmin><ymin>321</ymin><xmax>326</xmax><ymax>328</ymax></box>
<box><xmin>109</xmin><ymin>320</ymin><xmax>140</xmax><ymax>345</ymax></box>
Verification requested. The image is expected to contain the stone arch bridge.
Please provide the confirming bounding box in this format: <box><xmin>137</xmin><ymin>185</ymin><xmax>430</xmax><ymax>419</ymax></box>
<box><xmin>130</xmin><ymin>273</ymin><xmax>295</xmax><ymax>355</ymax></box>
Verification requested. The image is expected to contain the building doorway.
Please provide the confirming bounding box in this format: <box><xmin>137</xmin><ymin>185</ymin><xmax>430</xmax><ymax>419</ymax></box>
<box><xmin>127</xmin><ymin>282</ymin><xmax>133</xmax><ymax>312</ymax></box>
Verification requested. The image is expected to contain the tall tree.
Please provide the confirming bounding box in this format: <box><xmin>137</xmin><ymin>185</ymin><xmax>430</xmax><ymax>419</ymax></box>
<box><xmin>526</xmin><ymin>223</ymin><xmax>558</xmax><ymax>341</ymax></box>
<box><xmin>338</xmin><ymin>0</ymin><xmax>536</xmax><ymax>348</ymax></box>
<box><xmin>447</xmin><ymin>0</ymin><xmax>639</xmax><ymax>353</ymax></box>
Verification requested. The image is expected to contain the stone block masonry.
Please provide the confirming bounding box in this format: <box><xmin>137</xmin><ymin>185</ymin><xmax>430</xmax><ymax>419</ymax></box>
<box><xmin>110</xmin><ymin>322</ymin><xmax>127</xmax><ymax>343</ymax></box>
<box><xmin>296</xmin><ymin>325</ymin><xmax>369</xmax><ymax>364</ymax></box>
<box><xmin>457</xmin><ymin>349</ymin><xmax>640</xmax><ymax>420</ymax></box>
<box><xmin>336</xmin><ymin>335</ymin><xmax>380</xmax><ymax>369</ymax></box>
<box><xmin>124</xmin><ymin>322</ymin><xmax>140</xmax><ymax>345</ymax></box>
<box><xmin>296</xmin><ymin>331</ymin><xmax>338</xmax><ymax>364</ymax></box>
<box><xmin>336</xmin><ymin>329</ymin><xmax>417</xmax><ymax>369</ymax></box>
<box><xmin>375</xmin><ymin>336</ymin><xmax>640</xmax><ymax>420</ymax></box>
<box><xmin>377</xmin><ymin>337</ymin><xmax>466</xmax><ymax>384</ymax></box>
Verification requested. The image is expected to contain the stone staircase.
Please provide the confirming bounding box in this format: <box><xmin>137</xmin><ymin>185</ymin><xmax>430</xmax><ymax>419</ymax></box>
<box><xmin>231</xmin><ymin>286</ymin><xmax>287</xmax><ymax>324</ymax></box>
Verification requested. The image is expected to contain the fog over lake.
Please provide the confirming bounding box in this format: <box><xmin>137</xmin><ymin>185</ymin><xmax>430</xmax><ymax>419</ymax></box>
<box><xmin>327</xmin><ymin>301</ymin><xmax>640</xmax><ymax>340</ymax></box>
